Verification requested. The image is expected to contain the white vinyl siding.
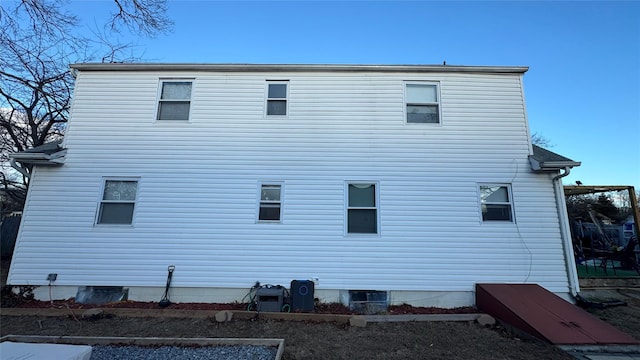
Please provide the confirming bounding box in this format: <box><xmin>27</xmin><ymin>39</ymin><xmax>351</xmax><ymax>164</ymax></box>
<box><xmin>157</xmin><ymin>80</ymin><xmax>192</xmax><ymax>120</ymax></box>
<box><xmin>8</xmin><ymin>68</ymin><xmax>571</xmax><ymax>300</ymax></box>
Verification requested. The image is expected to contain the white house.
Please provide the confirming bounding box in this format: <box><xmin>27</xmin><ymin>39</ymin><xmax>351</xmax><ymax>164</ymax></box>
<box><xmin>8</xmin><ymin>63</ymin><xmax>581</xmax><ymax>308</ymax></box>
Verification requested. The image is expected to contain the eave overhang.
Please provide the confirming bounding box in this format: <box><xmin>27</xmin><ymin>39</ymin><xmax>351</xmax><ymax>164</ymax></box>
<box><xmin>529</xmin><ymin>145</ymin><xmax>581</xmax><ymax>172</ymax></box>
<box><xmin>529</xmin><ymin>158</ymin><xmax>582</xmax><ymax>172</ymax></box>
<box><xmin>9</xmin><ymin>141</ymin><xmax>67</xmax><ymax>166</ymax></box>
<box><xmin>70</xmin><ymin>63</ymin><xmax>529</xmax><ymax>74</ymax></box>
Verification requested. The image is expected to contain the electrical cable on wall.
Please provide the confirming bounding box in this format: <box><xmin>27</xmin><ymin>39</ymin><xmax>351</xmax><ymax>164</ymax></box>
<box><xmin>510</xmin><ymin>158</ymin><xmax>533</xmax><ymax>283</ymax></box>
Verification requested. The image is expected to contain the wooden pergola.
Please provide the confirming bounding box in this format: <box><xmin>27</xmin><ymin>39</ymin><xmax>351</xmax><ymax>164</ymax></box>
<box><xmin>563</xmin><ymin>185</ymin><xmax>640</xmax><ymax>242</ymax></box>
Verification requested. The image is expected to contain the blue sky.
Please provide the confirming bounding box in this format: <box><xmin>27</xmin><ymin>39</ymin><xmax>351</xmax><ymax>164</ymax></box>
<box><xmin>70</xmin><ymin>1</ymin><xmax>640</xmax><ymax>189</ymax></box>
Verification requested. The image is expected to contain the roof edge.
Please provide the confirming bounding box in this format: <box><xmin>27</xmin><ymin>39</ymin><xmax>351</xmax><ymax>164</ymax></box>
<box><xmin>70</xmin><ymin>63</ymin><xmax>529</xmax><ymax>74</ymax></box>
<box><xmin>529</xmin><ymin>156</ymin><xmax>581</xmax><ymax>172</ymax></box>
<box><xmin>10</xmin><ymin>149</ymin><xmax>67</xmax><ymax>165</ymax></box>
<box><xmin>9</xmin><ymin>141</ymin><xmax>67</xmax><ymax>166</ymax></box>
<box><xmin>529</xmin><ymin>145</ymin><xmax>581</xmax><ymax>172</ymax></box>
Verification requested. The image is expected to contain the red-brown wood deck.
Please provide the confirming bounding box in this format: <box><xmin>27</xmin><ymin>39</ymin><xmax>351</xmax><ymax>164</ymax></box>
<box><xmin>476</xmin><ymin>283</ymin><xmax>639</xmax><ymax>345</ymax></box>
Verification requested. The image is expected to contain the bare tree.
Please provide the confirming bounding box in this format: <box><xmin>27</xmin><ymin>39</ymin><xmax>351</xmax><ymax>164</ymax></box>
<box><xmin>531</xmin><ymin>132</ymin><xmax>553</xmax><ymax>148</ymax></box>
<box><xmin>0</xmin><ymin>0</ymin><xmax>172</xmax><ymax>215</ymax></box>
<box><xmin>111</xmin><ymin>0</ymin><xmax>172</xmax><ymax>37</ymax></box>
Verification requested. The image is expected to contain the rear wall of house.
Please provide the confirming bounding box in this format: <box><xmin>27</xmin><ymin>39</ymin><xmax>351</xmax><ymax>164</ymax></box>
<box><xmin>8</xmin><ymin>69</ymin><xmax>570</xmax><ymax>306</ymax></box>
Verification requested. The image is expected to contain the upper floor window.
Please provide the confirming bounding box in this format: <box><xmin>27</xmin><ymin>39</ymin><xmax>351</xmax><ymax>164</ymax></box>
<box><xmin>266</xmin><ymin>81</ymin><xmax>288</xmax><ymax>116</ymax></box>
<box><xmin>347</xmin><ymin>182</ymin><xmax>378</xmax><ymax>234</ymax></box>
<box><xmin>405</xmin><ymin>82</ymin><xmax>440</xmax><ymax>124</ymax></box>
<box><xmin>157</xmin><ymin>80</ymin><xmax>192</xmax><ymax>121</ymax></box>
<box><xmin>97</xmin><ymin>178</ymin><xmax>139</xmax><ymax>225</ymax></box>
<box><xmin>258</xmin><ymin>183</ymin><xmax>283</xmax><ymax>222</ymax></box>
<box><xmin>479</xmin><ymin>184</ymin><xmax>514</xmax><ymax>222</ymax></box>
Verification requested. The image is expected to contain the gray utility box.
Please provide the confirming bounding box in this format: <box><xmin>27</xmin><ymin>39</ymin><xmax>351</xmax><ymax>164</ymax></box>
<box><xmin>256</xmin><ymin>287</ymin><xmax>285</xmax><ymax>312</ymax></box>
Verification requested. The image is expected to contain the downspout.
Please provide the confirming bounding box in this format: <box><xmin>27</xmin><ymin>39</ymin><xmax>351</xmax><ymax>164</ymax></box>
<box><xmin>552</xmin><ymin>167</ymin><xmax>580</xmax><ymax>297</ymax></box>
<box><xmin>10</xmin><ymin>158</ymin><xmax>30</xmax><ymax>179</ymax></box>
<box><xmin>552</xmin><ymin>166</ymin><xmax>571</xmax><ymax>182</ymax></box>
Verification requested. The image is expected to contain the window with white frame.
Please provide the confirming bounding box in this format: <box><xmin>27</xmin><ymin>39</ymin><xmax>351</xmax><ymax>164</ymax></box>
<box><xmin>157</xmin><ymin>80</ymin><xmax>193</xmax><ymax>120</ymax></box>
<box><xmin>258</xmin><ymin>183</ymin><xmax>282</xmax><ymax>222</ymax></box>
<box><xmin>405</xmin><ymin>82</ymin><xmax>440</xmax><ymax>124</ymax></box>
<box><xmin>266</xmin><ymin>81</ymin><xmax>288</xmax><ymax>116</ymax></box>
<box><xmin>347</xmin><ymin>183</ymin><xmax>378</xmax><ymax>234</ymax></box>
<box><xmin>97</xmin><ymin>179</ymin><xmax>139</xmax><ymax>224</ymax></box>
<box><xmin>479</xmin><ymin>184</ymin><xmax>514</xmax><ymax>222</ymax></box>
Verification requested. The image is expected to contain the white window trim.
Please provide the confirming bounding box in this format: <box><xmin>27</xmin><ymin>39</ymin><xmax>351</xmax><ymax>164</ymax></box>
<box><xmin>257</xmin><ymin>181</ymin><xmax>284</xmax><ymax>223</ymax></box>
<box><xmin>155</xmin><ymin>78</ymin><xmax>195</xmax><ymax>122</ymax></box>
<box><xmin>404</xmin><ymin>81</ymin><xmax>442</xmax><ymax>125</ymax></box>
<box><xmin>95</xmin><ymin>177</ymin><xmax>141</xmax><ymax>227</ymax></box>
<box><xmin>478</xmin><ymin>183</ymin><xmax>515</xmax><ymax>223</ymax></box>
<box><xmin>345</xmin><ymin>181</ymin><xmax>380</xmax><ymax>236</ymax></box>
<box><xmin>264</xmin><ymin>80</ymin><xmax>289</xmax><ymax>117</ymax></box>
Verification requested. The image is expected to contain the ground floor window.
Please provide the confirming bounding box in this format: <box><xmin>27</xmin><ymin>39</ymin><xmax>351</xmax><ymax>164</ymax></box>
<box><xmin>97</xmin><ymin>178</ymin><xmax>139</xmax><ymax>224</ymax></box>
<box><xmin>479</xmin><ymin>184</ymin><xmax>514</xmax><ymax>222</ymax></box>
<box><xmin>258</xmin><ymin>183</ymin><xmax>283</xmax><ymax>222</ymax></box>
<box><xmin>347</xmin><ymin>182</ymin><xmax>378</xmax><ymax>234</ymax></box>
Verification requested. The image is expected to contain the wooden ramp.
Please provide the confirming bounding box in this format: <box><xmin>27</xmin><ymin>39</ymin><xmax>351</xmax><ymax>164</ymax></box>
<box><xmin>476</xmin><ymin>283</ymin><xmax>640</xmax><ymax>345</ymax></box>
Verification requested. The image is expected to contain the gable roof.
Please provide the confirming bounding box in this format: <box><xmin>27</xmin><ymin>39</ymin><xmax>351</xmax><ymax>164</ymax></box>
<box><xmin>529</xmin><ymin>145</ymin><xmax>581</xmax><ymax>171</ymax></box>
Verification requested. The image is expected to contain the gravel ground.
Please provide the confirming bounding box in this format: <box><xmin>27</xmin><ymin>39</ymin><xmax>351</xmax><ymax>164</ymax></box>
<box><xmin>90</xmin><ymin>344</ymin><xmax>278</xmax><ymax>360</ymax></box>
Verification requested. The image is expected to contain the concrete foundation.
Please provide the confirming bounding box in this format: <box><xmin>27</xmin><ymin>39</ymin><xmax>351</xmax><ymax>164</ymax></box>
<box><xmin>23</xmin><ymin>285</ymin><xmax>569</xmax><ymax>309</ymax></box>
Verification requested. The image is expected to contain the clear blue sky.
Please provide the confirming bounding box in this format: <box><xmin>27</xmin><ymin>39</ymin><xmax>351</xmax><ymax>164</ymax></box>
<box><xmin>70</xmin><ymin>1</ymin><xmax>640</xmax><ymax>189</ymax></box>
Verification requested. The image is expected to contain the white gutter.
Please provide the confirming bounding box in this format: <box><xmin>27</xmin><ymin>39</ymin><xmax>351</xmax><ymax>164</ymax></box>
<box><xmin>70</xmin><ymin>63</ymin><xmax>529</xmax><ymax>74</ymax></box>
<box><xmin>529</xmin><ymin>158</ymin><xmax>581</xmax><ymax>172</ymax></box>
<box><xmin>9</xmin><ymin>149</ymin><xmax>67</xmax><ymax>162</ymax></box>
<box><xmin>9</xmin><ymin>148</ymin><xmax>67</xmax><ymax>178</ymax></box>
<box><xmin>10</xmin><ymin>153</ymin><xmax>54</xmax><ymax>160</ymax></box>
<box><xmin>552</xmin><ymin>167</ymin><xmax>580</xmax><ymax>297</ymax></box>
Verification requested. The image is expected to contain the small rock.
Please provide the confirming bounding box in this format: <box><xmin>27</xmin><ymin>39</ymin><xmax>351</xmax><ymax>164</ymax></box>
<box><xmin>214</xmin><ymin>311</ymin><xmax>226</xmax><ymax>322</ymax></box>
<box><xmin>477</xmin><ymin>314</ymin><xmax>496</xmax><ymax>326</ymax></box>
<box><xmin>214</xmin><ymin>310</ymin><xmax>233</xmax><ymax>322</ymax></box>
<box><xmin>82</xmin><ymin>308</ymin><xmax>104</xmax><ymax>319</ymax></box>
<box><xmin>349</xmin><ymin>316</ymin><xmax>367</xmax><ymax>327</ymax></box>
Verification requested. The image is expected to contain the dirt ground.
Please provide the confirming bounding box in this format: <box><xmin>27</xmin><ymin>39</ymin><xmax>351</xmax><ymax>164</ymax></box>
<box><xmin>580</xmin><ymin>288</ymin><xmax>640</xmax><ymax>338</ymax></box>
<box><xmin>2</xmin><ymin>314</ymin><xmax>575</xmax><ymax>360</ymax></box>
<box><xmin>1</xmin><ymin>269</ymin><xmax>639</xmax><ymax>360</ymax></box>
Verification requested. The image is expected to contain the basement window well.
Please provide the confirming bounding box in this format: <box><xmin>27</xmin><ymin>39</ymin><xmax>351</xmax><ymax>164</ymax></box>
<box><xmin>348</xmin><ymin>290</ymin><xmax>388</xmax><ymax>314</ymax></box>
